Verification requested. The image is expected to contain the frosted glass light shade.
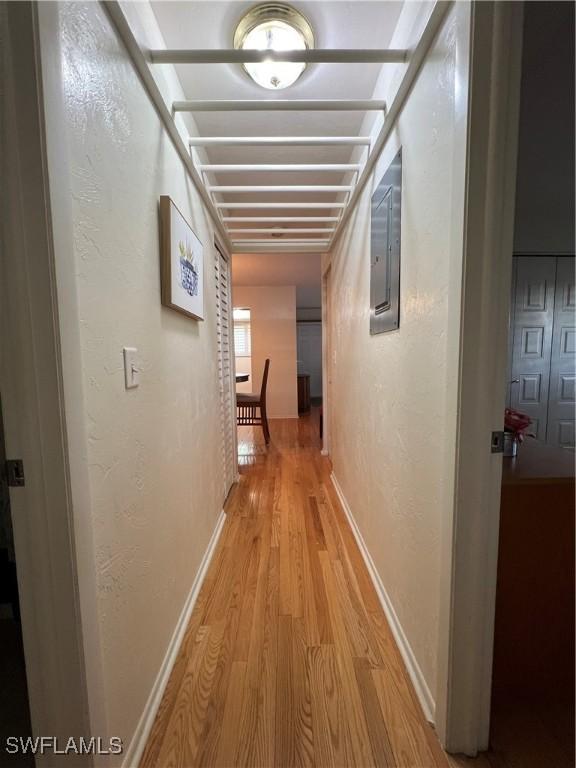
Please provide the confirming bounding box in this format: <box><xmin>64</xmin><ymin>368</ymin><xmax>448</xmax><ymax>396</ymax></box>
<box><xmin>234</xmin><ymin>4</ymin><xmax>314</xmax><ymax>90</ymax></box>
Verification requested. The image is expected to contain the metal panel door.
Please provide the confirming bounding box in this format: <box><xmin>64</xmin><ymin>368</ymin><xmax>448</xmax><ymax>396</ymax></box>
<box><xmin>547</xmin><ymin>257</ymin><xmax>575</xmax><ymax>447</ymax></box>
<box><xmin>370</xmin><ymin>149</ymin><xmax>402</xmax><ymax>334</ymax></box>
<box><xmin>509</xmin><ymin>257</ymin><xmax>556</xmax><ymax>440</ymax></box>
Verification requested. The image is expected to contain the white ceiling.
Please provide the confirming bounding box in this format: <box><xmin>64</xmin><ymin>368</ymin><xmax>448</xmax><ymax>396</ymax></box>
<box><xmin>148</xmin><ymin>1</ymin><xmax>402</xmax><ymax>281</ymax></box>
<box><xmin>149</xmin><ymin>2</ymin><xmax>403</xmax><ymax>108</ymax></box>
<box><xmin>149</xmin><ymin>1</ymin><xmax>402</xmax><ymax>220</ymax></box>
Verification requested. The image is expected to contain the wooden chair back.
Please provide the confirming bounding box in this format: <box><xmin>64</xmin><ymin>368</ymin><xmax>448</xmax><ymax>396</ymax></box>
<box><xmin>260</xmin><ymin>358</ymin><xmax>270</xmax><ymax>407</ymax></box>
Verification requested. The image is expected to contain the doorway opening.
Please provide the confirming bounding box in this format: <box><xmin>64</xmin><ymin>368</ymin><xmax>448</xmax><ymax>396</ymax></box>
<box><xmin>297</xmin><ymin>319</ymin><xmax>322</xmax><ymax>415</ymax></box>
<box><xmin>490</xmin><ymin>4</ymin><xmax>575</xmax><ymax>766</ymax></box>
<box><xmin>233</xmin><ymin>308</ymin><xmax>253</xmax><ymax>396</ymax></box>
<box><xmin>0</xmin><ymin>396</ymin><xmax>33</xmax><ymax>767</ymax></box>
<box><xmin>321</xmin><ymin>265</ymin><xmax>332</xmax><ymax>456</ymax></box>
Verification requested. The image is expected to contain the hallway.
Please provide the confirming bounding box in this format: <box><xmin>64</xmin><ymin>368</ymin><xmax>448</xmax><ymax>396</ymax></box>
<box><xmin>140</xmin><ymin>412</ymin><xmax>449</xmax><ymax>768</ymax></box>
<box><xmin>4</xmin><ymin>2</ymin><xmax>574</xmax><ymax>765</ymax></box>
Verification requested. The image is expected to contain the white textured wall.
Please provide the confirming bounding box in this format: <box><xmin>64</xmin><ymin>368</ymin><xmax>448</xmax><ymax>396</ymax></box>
<box><xmin>42</xmin><ymin>1</ymin><xmax>229</xmax><ymax>753</ymax></box>
<box><xmin>233</xmin><ymin>286</ymin><xmax>298</xmax><ymax>418</ymax></box>
<box><xmin>326</xmin><ymin>2</ymin><xmax>470</xmax><ymax>711</ymax></box>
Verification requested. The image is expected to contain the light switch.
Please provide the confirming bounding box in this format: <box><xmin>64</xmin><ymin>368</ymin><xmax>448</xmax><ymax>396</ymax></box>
<box><xmin>123</xmin><ymin>347</ymin><xmax>139</xmax><ymax>389</ymax></box>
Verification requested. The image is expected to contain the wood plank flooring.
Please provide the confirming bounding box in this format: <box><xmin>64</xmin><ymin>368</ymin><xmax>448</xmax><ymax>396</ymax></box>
<box><xmin>140</xmin><ymin>411</ymin><xmax>450</xmax><ymax>768</ymax></box>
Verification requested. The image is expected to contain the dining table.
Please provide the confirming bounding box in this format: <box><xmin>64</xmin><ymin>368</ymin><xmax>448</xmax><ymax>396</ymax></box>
<box><xmin>235</xmin><ymin>373</ymin><xmax>249</xmax><ymax>383</ymax></box>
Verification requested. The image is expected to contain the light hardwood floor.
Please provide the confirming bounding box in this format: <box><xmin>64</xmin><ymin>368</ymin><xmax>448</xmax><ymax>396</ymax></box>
<box><xmin>140</xmin><ymin>411</ymin><xmax>452</xmax><ymax>767</ymax></box>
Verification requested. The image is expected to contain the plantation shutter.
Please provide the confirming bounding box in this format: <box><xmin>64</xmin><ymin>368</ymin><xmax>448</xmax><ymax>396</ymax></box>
<box><xmin>215</xmin><ymin>246</ymin><xmax>236</xmax><ymax>498</ymax></box>
<box><xmin>234</xmin><ymin>319</ymin><xmax>251</xmax><ymax>357</ymax></box>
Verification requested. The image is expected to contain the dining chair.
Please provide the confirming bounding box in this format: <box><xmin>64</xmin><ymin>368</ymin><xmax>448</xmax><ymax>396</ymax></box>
<box><xmin>236</xmin><ymin>358</ymin><xmax>271</xmax><ymax>444</ymax></box>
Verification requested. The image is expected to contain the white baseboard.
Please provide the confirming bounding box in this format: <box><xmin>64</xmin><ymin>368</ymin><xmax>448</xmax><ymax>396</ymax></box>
<box><xmin>122</xmin><ymin>509</ymin><xmax>226</xmax><ymax>768</ymax></box>
<box><xmin>330</xmin><ymin>473</ymin><xmax>435</xmax><ymax>723</ymax></box>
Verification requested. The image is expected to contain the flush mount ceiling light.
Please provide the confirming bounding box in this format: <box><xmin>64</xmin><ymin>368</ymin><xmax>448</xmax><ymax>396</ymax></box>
<box><xmin>233</xmin><ymin>3</ymin><xmax>315</xmax><ymax>90</ymax></box>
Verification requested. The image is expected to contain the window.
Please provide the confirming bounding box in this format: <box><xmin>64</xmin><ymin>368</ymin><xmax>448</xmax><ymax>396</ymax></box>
<box><xmin>233</xmin><ymin>308</ymin><xmax>251</xmax><ymax>357</ymax></box>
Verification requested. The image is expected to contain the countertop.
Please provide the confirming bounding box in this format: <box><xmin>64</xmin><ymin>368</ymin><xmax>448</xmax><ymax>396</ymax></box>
<box><xmin>501</xmin><ymin>438</ymin><xmax>575</xmax><ymax>486</ymax></box>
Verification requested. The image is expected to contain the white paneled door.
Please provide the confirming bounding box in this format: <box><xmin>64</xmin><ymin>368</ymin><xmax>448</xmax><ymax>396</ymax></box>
<box><xmin>509</xmin><ymin>257</ymin><xmax>556</xmax><ymax>440</ymax></box>
<box><xmin>215</xmin><ymin>245</ymin><xmax>237</xmax><ymax>498</ymax></box>
<box><xmin>548</xmin><ymin>257</ymin><xmax>576</xmax><ymax>447</ymax></box>
<box><xmin>509</xmin><ymin>256</ymin><xmax>575</xmax><ymax>447</ymax></box>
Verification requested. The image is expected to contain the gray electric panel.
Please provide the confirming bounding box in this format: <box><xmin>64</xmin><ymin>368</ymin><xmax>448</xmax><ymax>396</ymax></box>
<box><xmin>370</xmin><ymin>149</ymin><xmax>402</xmax><ymax>334</ymax></box>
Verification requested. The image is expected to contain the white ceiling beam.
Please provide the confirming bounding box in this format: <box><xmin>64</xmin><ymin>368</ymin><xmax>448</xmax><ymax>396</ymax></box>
<box><xmin>197</xmin><ymin>163</ymin><xmax>362</xmax><ymax>172</ymax></box>
<box><xmin>232</xmin><ymin>238</ymin><xmax>329</xmax><ymax>248</ymax></box>
<box><xmin>223</xmin><ymin>216</ymin><xmax>340</xmax><ymax>222</ymax></box>
<box><xmin>189</xmin><ymin>136</ymin><xmax>371</xmax><ymax>146</ymax></box>
<box><xmin>173</xmin><ymin>99</ymin><xmax>386</xmax><ymax>112</ymax></box>
<box><xmin>231</xmin><ymin>235</ymin><xmax>331</xmax><ymax>241</ymax></box>
<box><xmin>233</xmin><ymin>243</ymin><xmax>328</xmax><ymax>253</ymax></box>
<box><xmin>150</xmin><ymin>49</ymin><xmax>409</xmax><ymax>64</ymax></box>
<box><xmin>209</xmin><ymin>185</ymin><xmax>353</xmax><ymax>193</ymax></box>
<box><xmin>215</xmin><ymin>202</ymin><xmax>346</xmax><ymax>209</ymax></box>
<box><xmin>227</xmin><ymin>228</ymin><xmax>335</xmax><ymax>233</ymax></box>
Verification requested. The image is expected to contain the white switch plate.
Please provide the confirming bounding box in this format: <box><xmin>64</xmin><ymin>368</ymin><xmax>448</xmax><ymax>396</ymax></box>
<box><xmin>123</xmin><ymin>347</ymin><xmax>139</xmax><ymax>389</ymax></box>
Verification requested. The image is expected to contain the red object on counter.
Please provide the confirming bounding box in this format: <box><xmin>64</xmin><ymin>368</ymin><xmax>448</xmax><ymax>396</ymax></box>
<box><xmin>504</xmin><ymin>408</ymin><xmax>532</xmax><ymax>441</ymax></box>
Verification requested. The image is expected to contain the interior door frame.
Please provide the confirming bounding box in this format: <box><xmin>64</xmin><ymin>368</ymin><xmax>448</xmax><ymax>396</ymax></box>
<box><xmin>321</xmin><ymin>261</ymin><xmax>332</xmax><ymax>457</ymax></box>
<box><xmin>1</xmin><ymin>1</ymin><xmax>97</xmax><ymax>759</ymax></box>
<box><xmin>435</xmin><ymin>1</ymin><xmax>524</xmax><ymax>755</ymax></box>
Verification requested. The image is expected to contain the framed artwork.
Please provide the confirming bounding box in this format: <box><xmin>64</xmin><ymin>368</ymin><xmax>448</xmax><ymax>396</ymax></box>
<box><xmin>160</xmin><ymin>196</ymin><xmax>204</xmax><ymax>320</ymax></box>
